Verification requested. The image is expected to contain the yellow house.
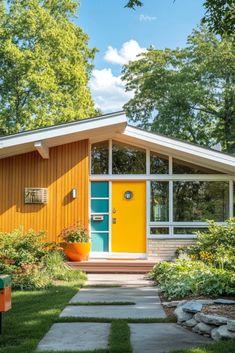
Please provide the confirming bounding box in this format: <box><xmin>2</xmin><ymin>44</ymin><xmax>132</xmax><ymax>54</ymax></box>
<box><xmin>0</xmin><ymin>112</ymin><xmax>235</xmax><ymax>262</ymax></box>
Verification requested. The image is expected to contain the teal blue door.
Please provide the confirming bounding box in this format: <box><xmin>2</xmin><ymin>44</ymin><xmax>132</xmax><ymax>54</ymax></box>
<box><xmin>90</xmin><ymin>182</ymin><xmax>109</xmax><ymax>252</ymax></box>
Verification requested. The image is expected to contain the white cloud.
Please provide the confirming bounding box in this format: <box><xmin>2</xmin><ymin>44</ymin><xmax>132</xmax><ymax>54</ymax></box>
<box><xmin>139</xmin><ymin>14</ymin><xmax>157</xmax><ymax>22</ymax></box>
<box><xmin>104</xmin><ymin>39</ymin><xmax>147</xmax><ymax>66</ymax></box>
<box><xmin>90</xmin><ymin>68</ymin><xmax>133</xmax><ymax>113</ymax></box>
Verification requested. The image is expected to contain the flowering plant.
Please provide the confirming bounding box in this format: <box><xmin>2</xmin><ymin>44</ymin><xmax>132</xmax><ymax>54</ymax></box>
<box><xmin>61</xmin><ymin>223</ymin><xmax>89</xmax><ymax>243</ymax></box>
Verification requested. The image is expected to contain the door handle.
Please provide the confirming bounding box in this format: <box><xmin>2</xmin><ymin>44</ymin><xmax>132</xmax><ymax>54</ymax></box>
<box><xmin>112</xmin><ymin>218</ymin><xmax>116</xmax><ymax>224</ymax></box>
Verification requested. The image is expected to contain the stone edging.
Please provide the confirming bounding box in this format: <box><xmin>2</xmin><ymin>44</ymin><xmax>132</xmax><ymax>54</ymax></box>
<box><xmin>171</xmin><ymin>299</ymin><xmax>235</xmax><ymax>341</ymax></box>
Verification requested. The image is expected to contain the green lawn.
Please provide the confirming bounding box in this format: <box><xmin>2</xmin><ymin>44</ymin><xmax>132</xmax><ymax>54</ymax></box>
<box><xmin>0</xmin><ymin>283</ymin><xmax>235</xmax><ymax>353</ymax></box>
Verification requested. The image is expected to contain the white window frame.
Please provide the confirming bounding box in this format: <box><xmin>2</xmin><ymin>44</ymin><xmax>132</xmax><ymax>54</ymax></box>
<box><xmin>90</xmin><ymin>139</ymin><xmax>235</xmax><ymax>240</ymax></box>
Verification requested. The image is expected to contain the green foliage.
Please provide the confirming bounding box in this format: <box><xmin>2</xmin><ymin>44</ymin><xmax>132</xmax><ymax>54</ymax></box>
<box><xmin>123</xmin><ymin>26</ymin><xmax>235</xmax><ymax>153</ymax></box>
<box><xmin>183</xmin><ymin>219</ymin><xmax>235</xmax><ymax>270</ymax></box>
<box><xmin>0</xmin><ymin>0</ymin><xmax>97</xmax><ymax>135</ymax></box>
<box><xmin>150</xmin><ymin>260</ymin><xmax>235</xmax><ymax>299</ymax></box>
<box><xmin>125</xmin><ymin>0</ymin><xmax>143</xmax><ymax>9</ymax></box>
<box><xmin>60</xmin><ymin>223</ymin><xmax>89</xmax><ymax>243</ymax></box>
<box><xmin>203</xmin><ymin>1</ymin><xmax>235</xmax><ymax>37</ymax></box>
<box><xmin>0</xmin><ymin>228</ymin><xmax>86</xmax><ymax>289</ymax></box>
<box><xmin>42</xmin><ymin>250</ymin><xmax>86</xmax><ymax>282</ymax></box>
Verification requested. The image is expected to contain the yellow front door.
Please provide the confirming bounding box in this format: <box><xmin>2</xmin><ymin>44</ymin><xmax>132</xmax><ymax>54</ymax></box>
<box><xmin>112</xmin><ymin>181</ymin><xmax>146</xmax><ymax>253</ymax></box>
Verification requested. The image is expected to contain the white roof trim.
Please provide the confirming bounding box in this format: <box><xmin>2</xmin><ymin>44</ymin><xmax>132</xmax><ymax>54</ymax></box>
<box><xmin>123</xmin><ymin>126</ymin><xmax>235</xmax><ymax>173</ymax></box>
<box><xmin>0</xmin><ymin>112</ymin><xmax>127</xmax><ymax>159</ymax></box>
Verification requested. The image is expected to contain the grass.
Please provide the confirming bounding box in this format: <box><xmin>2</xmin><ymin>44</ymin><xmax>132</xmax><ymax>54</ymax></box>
<box><xmin>68</xmin><ymin>301</ymin><xmax>135</xmax><ymax>306</ymax></box>
<box><xmin>1</xmin><ymin>282</ymin><xmax>235</xmax><ymax>353</ymax></box>
<box><xmin>56</xmin><ymin>316</ymin><xmax>176</xmax><ymax>323</ymax></box>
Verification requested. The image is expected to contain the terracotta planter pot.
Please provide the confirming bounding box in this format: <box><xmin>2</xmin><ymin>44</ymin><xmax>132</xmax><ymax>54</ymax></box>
<box><xmin>64</xmin><ymin>242</ymin><xmax>91</xmax><ymax>262</ymax></box>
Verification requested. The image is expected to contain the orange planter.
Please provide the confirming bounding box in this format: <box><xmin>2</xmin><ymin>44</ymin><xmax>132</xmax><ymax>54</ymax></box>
<box><xmin>64</xmin><ymin>242</ymin><xmax>91</xmax><ymax>262</ymax></box>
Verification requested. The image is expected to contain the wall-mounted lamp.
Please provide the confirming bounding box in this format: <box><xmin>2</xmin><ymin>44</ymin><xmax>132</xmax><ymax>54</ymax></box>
<box><xmin>71</xmin><ymin>188</ymin><xmax>77</xmax><ymax>199</ymax></box>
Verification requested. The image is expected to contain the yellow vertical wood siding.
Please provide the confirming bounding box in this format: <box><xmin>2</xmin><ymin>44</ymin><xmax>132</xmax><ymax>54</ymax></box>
<box><xmin>0</xmin><ymin>140</ymin><xmax>89</xmax><ymax>242</ymax></box>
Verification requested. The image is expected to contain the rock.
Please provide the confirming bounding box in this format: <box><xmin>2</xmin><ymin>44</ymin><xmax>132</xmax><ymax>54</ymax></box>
<box><xmin>176</xmin><ymin>300</ymin><xmax>187</xmax><ymax>308</ymax></box>
<box><xmin>174</xmin><ymin>306</ymin><xmax>193</xmax><ymax>323</ymax></box>
<box><xmin>192</xmin><ymin>322</ymin><xmax>214</xmax><ymax>335</ymax></box>
<box><xmin>214</xmin><ymin>299</ymin><xmax>235</xmax><ymax>305</ymax></box>
<box><xmin>211</xmin><ymin>325</ymin><xmax>235</xmax><ymax>341</ymax></box>
<box><xmin>182</xmin><ymin>300</ymin><xmax>203</xmax><ymax>313</ymax></box>
<box><xmin>194</xmin><ymin>312</ymin><xmax>228</xmax><ymax>326</ymax></box>
<box><xmin>183</xmin><ymin>318</ymin><xmax>198</xmax><ymax>328</ymax></box>
<box><xmin>163</xmin><ymin>301</ymin><xmax>181</xmax><ymax>308</ymax></box>
<box><xmin>196</xmin><ymin>299</ymin><xmax>215</xmax><ymax>305</ymax></box>
<box><xmin>227</xmin><ymin>320</ymin><xmax>235</xmax><ymax>332</ymax></box>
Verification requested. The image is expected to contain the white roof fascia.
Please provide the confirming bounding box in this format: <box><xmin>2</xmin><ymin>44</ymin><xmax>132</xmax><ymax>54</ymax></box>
<box><xmin>124</xmin><ymin>126</ymin><xmax>235</xmax><ymax>170</ymax></box>
<box><xmin>0</xmin><ymin>113</ymin><xmax>127</xmax><ymax>158</ymax></box>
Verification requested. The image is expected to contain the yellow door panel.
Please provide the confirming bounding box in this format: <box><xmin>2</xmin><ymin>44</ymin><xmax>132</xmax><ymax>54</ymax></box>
<box><xmin>112</xmin><ymin>181</ymin><xmax>146</xmax><ymax>253</ymax></box>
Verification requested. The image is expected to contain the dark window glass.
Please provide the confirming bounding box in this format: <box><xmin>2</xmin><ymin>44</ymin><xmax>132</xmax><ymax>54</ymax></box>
<box><xmin>173</xmin><ymin>181</ymin><xmax>229</xmax><ymax>222</ymax></box>
<box><xmin>150</xmin><ymin>152</ymin><xmax>169</xmax><ymax>174</ymax></box>
<box><xmin>112</xmin><ymin>141</ymin><xmax>146</xmax><ymax>174</ymax></box>
<box><xmin>151</xmin><ymin>181</ymin><xmax>169</xmax><ymax>221</ymax></box>
<box><xmin>173</xmin><ymin>228</ymin><xmax>208</xmax><ymax>235</ymax></box>
<box><xmin>91</xmin><ymin>141</ymin><xmax>109</xmax><ymax>174</ymax></box>
<box><xmin>173</xmin><ymin>159</ymin><xmax>223</xmax><ymax>174</ymax></box>
<box><xmin>150</xmin><ymin>227</ymin><xmax>169</xmax><ymax>235</ymax></box>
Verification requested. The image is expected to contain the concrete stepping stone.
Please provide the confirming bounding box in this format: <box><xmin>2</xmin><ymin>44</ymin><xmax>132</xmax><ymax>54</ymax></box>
<box><xmin>129</xmin><ymin>323</ymin><xmax>212</xmax><ymax>353</ymax></box>
<box><xmin>60</xmin><ymin>302</ymin><xmax>166</xmax><ymax>319</ymax></box>
<box><xmin>37</xmin><ymin>323</ymin><xmax>110</xmax><ymax>352</ymax></box>
<box><xmin>70</xmin><ymin>287</ymin><xmax>161</xmax><ymax>304</ymax></box>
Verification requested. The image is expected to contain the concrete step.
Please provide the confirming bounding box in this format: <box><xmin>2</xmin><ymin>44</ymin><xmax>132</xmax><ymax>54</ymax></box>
<box><xmin>67</xmin><ymin>260</ymin><xmax>157</xmax><ymax>274</ymax></box>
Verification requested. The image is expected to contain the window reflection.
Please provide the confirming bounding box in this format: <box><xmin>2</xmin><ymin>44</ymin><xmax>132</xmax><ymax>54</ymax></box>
<box><xmin>112</xmin><ymin>141</ymin><xmax>146</xmax><ymax>174</ymax></box>
<box><xmin>151</xmin><ymin>182</ymin><xmax>169</xmax><ymax>221</ymax></box>
<box><xmin>173</xmin><ymin>181</ymin><xmax>229</xmax><ymax>222</ymax></box>
<box><xmin>91</xmin><ymin>141</ymin><xmax>109</xmax><ymax>174</ymax></box>
<box><xmin>150</xmin><ymin>151</ymin><xmax>168</xmax><ymax>174</ymax></box>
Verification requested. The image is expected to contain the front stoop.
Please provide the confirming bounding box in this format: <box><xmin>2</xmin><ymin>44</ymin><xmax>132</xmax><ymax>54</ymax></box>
<box><xmin>67</xmin><ymin>259</ymin><xmax>157</xmax><ymax>273</ymax></box>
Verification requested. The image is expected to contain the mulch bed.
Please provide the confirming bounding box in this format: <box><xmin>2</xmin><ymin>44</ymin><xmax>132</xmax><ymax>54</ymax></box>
<box><xmin>159</xmin><ymin>292</ymin><xmax>235</xmax><ymax>319</ymax></box>
<box><xmin>202</xmin><ymin>304</ymin><xmax>235</xmax><ymax>320</ymax></box>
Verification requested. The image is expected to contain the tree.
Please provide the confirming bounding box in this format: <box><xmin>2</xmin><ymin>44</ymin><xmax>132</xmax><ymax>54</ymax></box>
<box><xmin>122</xmin><ymin>27</ymin><xmax>235</xmax><ymax>153</ymax></box>
<box><xmin>125</xmin><ymin>0</ymin><xmax>235</xmax><ymax>37</ymax></box>
<box><xmin>0</xmin><ymin>0</ymin><xmax>96</xmax><ymax>135</ymax></box>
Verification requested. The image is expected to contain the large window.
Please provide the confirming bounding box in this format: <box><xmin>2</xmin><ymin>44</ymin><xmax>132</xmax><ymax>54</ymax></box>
<box><xmin>112</xmin><ymin>141</ymin><xmax>146</xmax><ymax>174</ymax></box>
<box><xmin>173</xmin><ymin>159</ymin><xmax>222</xmax><ymax>174</ymax></box>
<box><xmin>150</xmin><ymin>152</ymin><xmax>168</xmax><ymax>174</ymax></box>
<box><xmin>173</xmin><ymin>181</ymin><xmax>229</xmax><ymax>222</ymax></box>
<box><xmin>151</xmin><ymin>181</ymin><xmax>169</xmax><ymax>222</ymax></box>
<box><xmin>91</xmin><ymin>141</ymin><xmax>109</xmax><ymax>174</ymax></box>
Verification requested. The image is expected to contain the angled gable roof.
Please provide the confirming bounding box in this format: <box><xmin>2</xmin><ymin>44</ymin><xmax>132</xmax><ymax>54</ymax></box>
<box><xmin>0</xmin><ymin>112</ymin><xmax>234</xmax><ymax>175</ymax></box>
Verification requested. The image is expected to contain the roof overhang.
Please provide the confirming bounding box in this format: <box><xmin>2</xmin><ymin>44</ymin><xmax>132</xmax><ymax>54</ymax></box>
<box><xmin>0</xmin><ymin>112</ymin><xmax>127</xmax><ymax>159</ymax></box>
<box><xmin>116</xmin><ymin>126</ymin><xmax>235</xmax><ymax>175</ymax></box>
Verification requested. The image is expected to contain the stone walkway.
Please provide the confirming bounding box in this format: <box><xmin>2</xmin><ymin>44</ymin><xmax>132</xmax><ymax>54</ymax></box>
<box><xmin>37</xmin><ymin>274</ymin><xmax>212</xmax><ymax>353</ymax></box>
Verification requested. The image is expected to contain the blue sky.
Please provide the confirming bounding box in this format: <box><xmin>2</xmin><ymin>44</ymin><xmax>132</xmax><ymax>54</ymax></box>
<box><xmin>75</xmin><ymin>0</ymin><xmax>205</xmax><ymax>113</ymax></box>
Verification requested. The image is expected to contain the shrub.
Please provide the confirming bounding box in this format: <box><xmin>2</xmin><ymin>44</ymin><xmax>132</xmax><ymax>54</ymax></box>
<box><xmin>150</xmin><ymin>260</ymin><xmax>235</xmax><ymax>299</ymax></box>
<box><xmin>0</xmin><ymin>228</ymin><xmax>86</xmax><ymax>289</ymax></box>
<box><xmin>177</xmin><ymin>219</ymin><xmax>235</xmax><ymax>271</ymax></box>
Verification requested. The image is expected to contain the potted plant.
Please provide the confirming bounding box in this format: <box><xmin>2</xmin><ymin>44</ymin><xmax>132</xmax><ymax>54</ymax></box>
<box><xmin>61</xmin><ymin>223</ymin><xmax>91</xmax><ymax>262</ymax></box>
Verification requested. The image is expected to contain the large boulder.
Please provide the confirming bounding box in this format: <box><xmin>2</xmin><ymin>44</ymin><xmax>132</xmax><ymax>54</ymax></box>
<box><xmin>194</xmin><ymin>313</ymin><xmax>228</xmax><ymax>326</ymax></box>
<box><xmin>182</xmin><ymin>301</ymin><xmax>202</xmax><ymax>313</ymax></box>
<box><xmin>192</xmin><ymin>322</ymin><xmax>215</xmax><ymax>335</ymax></box>
<box><xmin>227</xmin><ymin>320</ymin><xmax>235</xmax><ymax>332</ymax></box>
<box><xmin>174</xmin><ymin>306</ymin><xmax>193</xmax><ymax>323</ymax></box>
<box><xmin>183</xmin><ymin>318</ymin><xmax>198</xmax><ymax>328</ymax></box>
<box><xmin>211</xmin><ymin>325</ymin><xmax>235</xmax><ymax>341</ymax></box>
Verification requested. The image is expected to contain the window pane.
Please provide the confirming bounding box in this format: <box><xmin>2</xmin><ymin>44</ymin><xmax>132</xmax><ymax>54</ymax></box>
<box><xmin>150</xmin><ymin>151</ymin><xmax>169</xmax><ymax>174</ymax></box>
<box><xmin>112</xmin><ymin>141</ymin><xmax>146</xmax><ymax>174</ymax></box>
<box><xmin>91</xmin><ymin>141</ymin><xmax>109</xmax><ymax>174</ymax></box>
<box><xmin>151</xmin><ymin>181</ymin><xmax>169</xmax><ymax>221</ymax></box>
<box><xmin>174</xmin><ymin>227</ymin><xmax>208</xmax><ymax>235</ymax></box>
<box><xmin>173</xmin><ymin>181</ymin><xmax>229</xmax><ymax>222</ymax></box>
<box><xmin>173</xmin><ymin>158</ymin><xmax>223</xmax><ymax>174</ymax></box>
<box><xmin>150</xmin><ymin>227</ymin><xmax>169</xmax><ymax>235</ymax></box>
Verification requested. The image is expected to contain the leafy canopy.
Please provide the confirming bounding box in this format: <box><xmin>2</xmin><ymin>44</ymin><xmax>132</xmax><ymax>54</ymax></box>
<box><xmin>122</xmin><ymin>27</ymin><xmax>235</xmax><ymax>153</ymax></box>
<box><xmin>0</xmin><ymin>0</ymin><xmax>97</xmax><ymax>134</ymax></box>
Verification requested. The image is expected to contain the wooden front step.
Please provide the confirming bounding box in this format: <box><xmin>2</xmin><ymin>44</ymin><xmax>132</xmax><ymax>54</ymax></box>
<box><xmin>67</xmin><ymin>260</ymin><xmax>157</xmax><ymax>274</ymax></box>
